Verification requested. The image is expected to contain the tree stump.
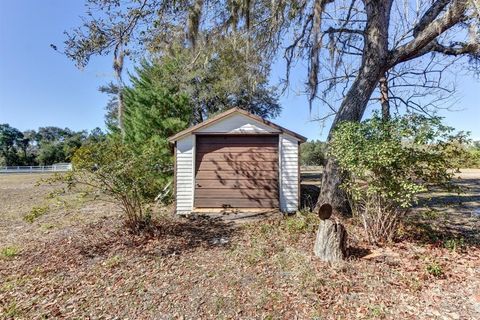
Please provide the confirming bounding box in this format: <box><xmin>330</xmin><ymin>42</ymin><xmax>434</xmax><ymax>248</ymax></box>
<box><xmin>314</xmin><ymin>219</ymin><xmax>347</xmax><ymax>263</ymax></box>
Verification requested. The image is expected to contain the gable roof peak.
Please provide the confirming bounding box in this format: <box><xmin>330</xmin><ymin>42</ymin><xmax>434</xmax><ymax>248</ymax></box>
<box><xmin>168</xmin><ymin>107</ymin><xmax>307</xmax><ymax>142</ymax></box>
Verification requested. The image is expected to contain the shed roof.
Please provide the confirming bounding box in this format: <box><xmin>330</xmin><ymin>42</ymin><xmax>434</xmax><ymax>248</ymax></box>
<box><xmin>168</xmin><ymin>108</ymin><xmax>307</xmax><ymax>143</ymax></box>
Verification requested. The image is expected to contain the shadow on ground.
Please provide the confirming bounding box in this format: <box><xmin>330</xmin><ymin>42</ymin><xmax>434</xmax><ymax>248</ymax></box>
<box><xmin>16</xmin><ymin>215</ymin><xmax>237</xmax><ymax>274</ymax></box>
<box><xmin>404</xmin><ymin>220</ymin><xmax>479</xmax><ymax>248</ymax></box>
<box><xmin>300</xmin><ymin>170</ymin><xmax>480</xmax><ymax>249</ymax></box>
<box><xmin>407</xmin><ymin>177</ymin><xmax>480</xmax><ymax>248</ymax></box>
<box><xmin>80</xmin><ymin>215</ymin><xmax>237</xmax><ymax>258</ymax></box>
<box><xmin>300</xmin><ymin>185</ymin><xmax>320</xmax><ymax>211</ymax></box>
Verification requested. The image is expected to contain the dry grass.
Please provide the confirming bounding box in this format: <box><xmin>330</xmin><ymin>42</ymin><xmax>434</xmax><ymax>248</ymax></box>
<box><xmin>0</xmin><ymin>173</ymin><xmax>480</xmax><ymax>319</ymax></box>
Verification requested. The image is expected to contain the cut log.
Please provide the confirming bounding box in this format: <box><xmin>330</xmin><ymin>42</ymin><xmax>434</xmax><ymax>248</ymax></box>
<box><xmin>318</xmin><ymin>203</ymin><xmax>333</xmax><ymax>220</ymax></box>
<box><xmin>314</xmin><ymin>219</ymin><xmax>347</xmax><ymax>263</ymax></box>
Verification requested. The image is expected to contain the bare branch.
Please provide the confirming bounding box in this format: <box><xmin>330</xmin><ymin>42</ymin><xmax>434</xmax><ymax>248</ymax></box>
<box><xmin>389</xmin><ymin>0</ymin><xmax>469</xmax><ymax>66</ymax></box>
<box><xmin>432</xmin><ymin>41</ymin><xmax>480</xmax><ymax>56</ymax></box>
<box><xmin>308</xmin><ymin>0</ymin><xmax>335</xmax><ymax>110</ymax></box>
<box><xmin>283</xmin><ymin>14</ymin><xmax>314</xmax><ymax>89</ymax></box>
<box><xmin>324</xmin><ymin>26</ymin><xmax>365</xmax><ymax>36</ymax></box>
<box><xmin>413</xmin><ymin>0</ymin><xmax>452</xmax><ymax>37</ymax></box>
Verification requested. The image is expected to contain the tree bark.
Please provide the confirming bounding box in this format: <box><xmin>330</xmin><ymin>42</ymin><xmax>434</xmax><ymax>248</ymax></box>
<box><xmin>314</xmin><ymin>219</ymin><xmax>347</xmax><ymax>262</ymax></box>
<box><xmin>117</xmin><ymin>89</ymin><xmax>124</xmax><ymax>136</ymax></box>
<box><xmin>316</xmin><ymin>0</ymin><xmax>392</xmax><ymax>215</ymax></box>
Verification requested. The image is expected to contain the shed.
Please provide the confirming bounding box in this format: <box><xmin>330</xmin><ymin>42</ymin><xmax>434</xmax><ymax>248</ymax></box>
<box><xmin>168</xmin><ymin>108</ymin><xmax>307</xmax><ymax>214</ymax></box>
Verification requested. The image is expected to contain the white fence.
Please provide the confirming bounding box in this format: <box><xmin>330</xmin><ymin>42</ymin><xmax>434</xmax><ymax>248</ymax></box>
<box><xmin>0</xmin><ymin>163</ymin><xmax>72</xmax><ymax>174</ymax></box>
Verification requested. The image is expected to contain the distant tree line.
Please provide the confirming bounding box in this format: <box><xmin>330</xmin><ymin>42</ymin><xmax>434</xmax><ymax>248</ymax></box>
<box><xmin>300</xmin><ymin>140</ymin><xmax>327</xmax><ymax>166</ymax></box>
<box><xmin>0</xmin><ymin>124</ymin><xmax>105</xmax><ymax>166</ymax></box>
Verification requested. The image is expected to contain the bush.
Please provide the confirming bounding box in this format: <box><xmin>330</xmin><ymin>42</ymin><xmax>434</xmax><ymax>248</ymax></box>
<box><xmin>464</xmin><ymin>142</ymin><xmax>480</xmax><ymax>168</ymax></box>
<box><xmin>66</xmin><ymin>137</ymin><xmax>172</xmax><ymax>233</ymax></box>
<box><xmin>330</xmin><ymin>114</ymin><xmax>468</xmax><ymax>244</ymax></box>
<box><xmin>300</xmin><ymin>140</ymin><xmax>327</xmax><ymax>166</ymax></box>
<box><xmin>436</xmin><ymin>140</ymin><xmax>480</xmax><ymax>169</ymax></box>
<box><xmin>443</xmin><ymin>237</ymin><xmax>465</xmax><ymax>251</ymax></box>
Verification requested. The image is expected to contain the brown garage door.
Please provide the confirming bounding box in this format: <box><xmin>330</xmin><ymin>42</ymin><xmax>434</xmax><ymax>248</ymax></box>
<box><xmin>194</xmin><ymin>135</ymin><xmax>279</xmax><ymax>208</ymax></box>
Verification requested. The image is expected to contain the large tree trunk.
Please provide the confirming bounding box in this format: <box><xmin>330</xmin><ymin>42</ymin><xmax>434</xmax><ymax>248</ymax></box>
<box><xmin>316</xmin><ymin>67</ymin><xmax>386</xmax><ymax>214</ymax></box>
<box><xmin>316</xmin><ymin>0</ymin><xmax>392</xmax><ymax>216</ymax></box>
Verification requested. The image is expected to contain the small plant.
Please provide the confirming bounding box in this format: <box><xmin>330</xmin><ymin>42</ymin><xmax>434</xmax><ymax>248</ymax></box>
<box><xmin>3</xmin><ymin>302</ymin><xmax>20</xmax><ymax>317</ymax></box>
<box><xmin>369</xmin><ymin>305</ymin><xmax>385</xmax><ymax>318</ymax></box>
<box><xmin>246</xmin><ymin>246</ymin><xmax>267</xmax><ymax>266</ymax></box>
<box><xmin>285</xmin><ymin>216</ymin><xmax>309</xmax><ymax>233</ymax></box>
<box><xmin>23</xmin><ymin>205</ymin><xmax>49</xmax><ymax>223</ymax></box>
<box><xmin>426</xmin><ymin>261</ymin><xmax>444</xmax><ymax>277</ymax></box>
<box><xmin>103</xmin><ymin>255</ymin><xmax>123</xmax><ymax>268</ymax></box>
<box><xmin>41</xmin><ymin>223</ymin><xmax>55</xmax><ymax>230</ymax></box>
<box><xmin>46</xmin><ymin>189</ymin><xmax>65</xmax><ymax>199</ymax></box>
<box><xmin>419</xmin><ymin>209</ymin><xmax>442</xmax><ymax>220</ymax></box>
<box><xmin>407</xmin><ymin>276</ymin><xmax>423</xmax><ymax>292</ymax></box>
<box><xmin>1</xmin><ymin>246</ymin><xmax>20</xmax><ymax>259</ymax></box>
<box><xmin>443</xmin><ymin>237</ymin><xmax>465</xmax><ymax>251</ymax></box>
<box><xmin>258</xmin><ymin>222</ymin><xmax>278</xmax><ymax>236</ymax></box>
<box><xmin>283</xmin><ymin>210</ymin><xmax>319</xmax><ymax>235</ymax></box>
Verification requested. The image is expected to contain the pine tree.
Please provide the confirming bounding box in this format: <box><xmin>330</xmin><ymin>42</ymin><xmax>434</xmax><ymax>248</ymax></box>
<box><xmin>123</xmin><ymin>59</ymin><xmax>192</xmax><ymax>172</ymax></box>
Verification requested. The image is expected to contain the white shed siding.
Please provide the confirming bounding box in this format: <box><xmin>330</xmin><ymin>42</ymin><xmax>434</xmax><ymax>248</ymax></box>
<box><xmin>280</xmin><ymin>134</ymin><xmax>299</xmax><ymax>212</ymax></box>
<box><xmin>196</xmin><ymin>113</ymin><xmax>279</xmax><ymax>134</ymax></box>
<box><xmin>175</xmin><ymin>135</ymin><xmax>195</xmax><ymax>213</ymax></box>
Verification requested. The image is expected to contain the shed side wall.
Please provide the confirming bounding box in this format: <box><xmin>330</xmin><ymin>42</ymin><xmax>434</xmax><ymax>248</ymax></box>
<box><xmin>280</xmin><ymin>134</ymin><xmax>299</xmax><ymax>212</ymax></box>
<box><xmin>176</xmin><ymin>135</ymin><xmax>194</xmax><ymax>213</ymax></box>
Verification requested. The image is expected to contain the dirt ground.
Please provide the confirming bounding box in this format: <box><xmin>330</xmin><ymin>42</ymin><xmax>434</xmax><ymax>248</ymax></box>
<box><xmin>1</xmin><ymin>172</ymin><xmax>479</xmax><ymax>319</ymax></box>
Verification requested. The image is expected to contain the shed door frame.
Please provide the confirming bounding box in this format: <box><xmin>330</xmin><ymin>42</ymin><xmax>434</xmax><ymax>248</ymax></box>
<box><xmin>193</xmin><ymin>133</ymin><xmax>280</xmax><ymax>209</ymax></box>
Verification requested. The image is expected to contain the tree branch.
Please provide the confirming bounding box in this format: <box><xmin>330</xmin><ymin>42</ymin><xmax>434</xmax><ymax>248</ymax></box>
<box><xmin>413</xmin><ymin>0</ymin><xmax>452</xmax><ymax>37</ymax></box>
<box><xmin>389</xmin><ymin>0</ymin><xmax>468</xmax><ymax>66</ymax></box>
<box><xmin>431</xmin><ymin>42</ymin><xmax>480</xmax><ymax>56</ymax></box>
<box><xmin>308</xmin><ymin>0</ymin><xmax>335</xmax><ymax>109</ymax></box>
<box><xmin>325</xmin><ymin>27</ymin><xmax>365</xmax><ymax>36</ymax></box>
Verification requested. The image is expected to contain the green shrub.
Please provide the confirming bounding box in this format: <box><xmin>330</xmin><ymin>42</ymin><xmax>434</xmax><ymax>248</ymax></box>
<box><xmin>285</xmin><ymin>217</ymin><xmax>309</xmax><ymax>234</ymax></box>
<box><xmin>64</xmin><ymin>137</ymin><xmax>172</xmax><ymax>233</ymax></box>
<box><xmin>24</xmin><ymin>205</ymin><xmax>49</xmax><ymax>223</ymax></box>
<box><xmin>330</xmin><ymin>114</ymin><xmax>468</xmax><ymax>244</ymax></box>
<box><xmin>466</xmin><ymin>144</ymin><xmax>480</xmax><ymax>168</ymax></box>
<box><xmin>438</xmin><ymin>140</ymin><xmax>480</xmax><ymax>169</ymax></box>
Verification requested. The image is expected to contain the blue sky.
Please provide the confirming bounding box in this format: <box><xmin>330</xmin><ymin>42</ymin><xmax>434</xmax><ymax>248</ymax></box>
<box><xmin>1</xmin><ymin>0</ymin><xmax>479</xmax><ymax>141</ymax></box>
